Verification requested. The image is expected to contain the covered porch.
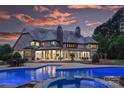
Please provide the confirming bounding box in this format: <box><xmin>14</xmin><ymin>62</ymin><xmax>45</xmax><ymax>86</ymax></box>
<box><xmin>35</xmin><ymin>48</ymin><xmax>92</xmax><ymax>61</ymax></box>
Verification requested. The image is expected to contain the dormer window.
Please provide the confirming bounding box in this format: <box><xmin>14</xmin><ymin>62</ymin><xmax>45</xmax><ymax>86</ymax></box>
<box><xmin>30</xmin><ymin>40</ymin><xmax>40</xmax><ymax>47</ymax></box>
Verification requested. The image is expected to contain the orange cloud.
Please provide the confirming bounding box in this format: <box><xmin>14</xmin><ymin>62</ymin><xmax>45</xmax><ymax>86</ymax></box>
<box><xmin>14</xmin><ymin>9</ymin><xmax>76</xmax><ymax>26</ymax></box>
<box><xmin>84</xmin><ymin>20</ymin><xmax>102</xmax><ymax>27</ymax></box>
<box><xmin>0</xmin><ymin>10</ymin><xmax>11</xmax><ymax>20</ymax></box>
<box><xmin>0</xmin><ymin>32</ymin><xmax>19</xmax><ymax>40</ymax></box>
<box><xmin>14</xmin><ymin>13</ymin><xmax>34</xmax><ymax>24</ymax></box>
<box><xmin>67</xmin><ymin>5</ymin><xmax>123</xmax><ymax>11</ymax></box>
<box><xmin>30</xmin><ymin>17</ymin><xmax>76</xmax><ymax>26</ymax></box>
<box><xmin>33</xmin><ymin>6</ymin><xmax>49</xmax><ymax>12</ymax></box>
<box><xmin>68</xmin><ymin>5</ymin><xmax>101</xmax><ymax>9</ymax></box>
<box><xmin>45</xmin><ymin>9</ymin><xmax>71</xmax><ymax>18</ymax></box>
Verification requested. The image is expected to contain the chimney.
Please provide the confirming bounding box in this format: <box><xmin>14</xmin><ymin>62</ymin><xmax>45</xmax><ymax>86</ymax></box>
<box><xmin>75</xmin><ymin>26</ymin><xmax>81</xmax><ymax>37</ymax></box>
<box><xmin>57</xmin><ymin>25</ymin><xmax>63</xmax><ymax>46</ymax></box>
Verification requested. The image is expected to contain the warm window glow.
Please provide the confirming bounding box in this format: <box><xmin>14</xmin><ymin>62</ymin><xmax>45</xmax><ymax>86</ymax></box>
<box><xmin>30</xmin><ymin>40</ymin><xmax>40</xmax><ymax>47</ymax></box>
<box><xmin>66</xmin><ymin>43</ymin><xmax>77</xmax><ymax>48</ymax></box>
<box><xmin>89</xmin><ymin>44</ymin><xmax>97</xmax><ymax>49</ymax></box>
<box><xmin>36</xmin><ymin>42</ymin><xmax>40</xmax><ymax>47</ymax></box>
<box><xmin>24</xmin><ymin>51</ymin><xmax>31</xmax><ymax>57</ymax></box>
<box><xmin>30</xmin><ymin>41</ymin><xmax>35</xmax><ymax>46</ymax></box>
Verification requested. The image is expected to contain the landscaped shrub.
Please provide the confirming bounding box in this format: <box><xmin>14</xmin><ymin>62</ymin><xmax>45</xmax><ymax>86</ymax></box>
<box><xmin>13</xmin><ymin>52</ymin><xmax>22</xmax><ymax>59</ymax></box>
<box><xmin>7</xmin><ymin>52</ymin><xmax>27</xmax><ymax>67</ymax></box>
<box><xmin>1</xmin><ymin>53</ymin><xmax>13</xmax><ymax>62</ymax></box>
<box><xmin>16</xmin><ymin>58</ymin><xmax>26</xmax><ymax>66</ymax></box>
<box><xmin>92</xmin><ymin>53</ymin><xmax>99</xmax><ymax>63</ymax></box>
<box><xmin>0</xmin><ymin>51</ymin><xmax>27</xmax><ymax>67</ymax></box>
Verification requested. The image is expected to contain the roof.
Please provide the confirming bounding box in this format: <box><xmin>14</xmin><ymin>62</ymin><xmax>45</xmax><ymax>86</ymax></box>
<box><xmin>13</xmin><ymin>26</ymin><xmax>97</xmax><ymax>51</ymax></box>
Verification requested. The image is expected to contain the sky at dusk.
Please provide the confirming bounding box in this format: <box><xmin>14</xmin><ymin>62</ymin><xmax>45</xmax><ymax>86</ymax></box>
<box><xmin>0</xmin><ymin>5</ymin><xmax>123</xmax><ymax>46</ymax></box>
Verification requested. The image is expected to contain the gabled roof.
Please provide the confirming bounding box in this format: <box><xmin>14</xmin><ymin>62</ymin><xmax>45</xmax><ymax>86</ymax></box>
<box><xmin>63</xmin><ymin>30</ymin><xmax>85</xmax><ymax>44</ymax></box>
<box><xmin>13</xmin><ymin>26</ymin><xmax>97</xmax><ymax>51</ymax></box>
<box><xmin>84</xmin><ymin>36</ymin><xmax>98</xmax><ymax>44</ymax></box>
<box><xmin>23</xmin><ymin>27</ymin><xmax>57</xmax><ymax>41</ymax></box>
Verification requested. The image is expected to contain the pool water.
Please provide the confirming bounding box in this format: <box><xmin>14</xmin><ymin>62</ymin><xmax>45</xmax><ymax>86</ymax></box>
<box><xmin>0</xmin><ymin>66</ymin><xmax>57</xmax><ymax>87</ymax></box>
<box><xmin>0</xmin><ymin>66</ymin><xmax>124</xmax><ymax>87</ymax></box>
<box><xmin>48</xmin><ymin>78</ymin><xmax>109</xmax><ymax>88</ymax></box>
<box><xmin>56</xmin><ymin>67</ymin><xmax>124</xmax><ymax>78</ymax></box>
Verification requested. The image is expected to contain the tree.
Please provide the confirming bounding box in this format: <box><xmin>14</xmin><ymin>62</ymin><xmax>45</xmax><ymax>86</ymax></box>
<box><xmin>113</xmin><ymin>34</ymin><xmax>124</xmax><ymax>59</ymax></box>
<box><xmin>92</xmin><ymin>53</ymin><xmax>99</xmax><ymax>63</ymax></box>
<box><xmin>92</xmin><ymin>7</ymin><xmax>124</xmax><ymax>59</ymax></box>
<box><xmin>1</xmin><ymin>53</ymin><xmax>13</xmax><ymax>61</ymax></box>
<box><xmin>2</xmin><ymin>44</ymin><xmax>12</xmax><ymax>54</ymax></box>
<box><xmin>0</xmin><ymin>44</ymin><xmax>12</xmax><ymax>60</ymax></box>
<box><xmin>93</xmin><ymin>32</ymin><xmax>109</xmax><ymax>55</ymax></box>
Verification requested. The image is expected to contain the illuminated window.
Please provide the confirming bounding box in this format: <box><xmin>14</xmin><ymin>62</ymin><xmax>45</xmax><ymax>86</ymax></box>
<box><xmin>66</xmin><ymin>43</ymin><xmax>77</xmax><ymax>48</ymax></box>
<box><xmin>36</xmin><ymin>42</ymin><xmax>40</xmax><ymax>47</ymax></box>
<box><xmin>51</xmin><ymin>41</ymin><xmax>56</xmax><ymax>46</ymax></box>
<box><xmin>30</xmin><ymin>41</ymin><xmax>35</xmax><ymax>46</ymax></box>
<box><xmin>30</xmin><ymin>40</ymin><xmax>40</xmax><ymax>47</ymax></box>
<box><xmin>89</xmin><ymin>44</ymin><xmax>97</xmax><ymax>49</ymax></box>
<box><xmin>24</xmin><ymin>51</ymin><xmax>31</xmax><ymax>57</ymax></box>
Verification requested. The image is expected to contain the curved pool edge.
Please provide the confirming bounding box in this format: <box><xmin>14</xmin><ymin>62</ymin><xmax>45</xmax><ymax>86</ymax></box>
<box><xmin>74</xmin><ymin>76</ymin><xmax>122</xmax><ymax>88</ymax></box>
<box><xmin>40</xmin><ymin>76</ymin><xmax>121</xmax><ymax>88</ymax></box>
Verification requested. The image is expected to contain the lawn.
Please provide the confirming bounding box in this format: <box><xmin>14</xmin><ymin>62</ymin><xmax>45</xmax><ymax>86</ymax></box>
<box><xmin>110</xmin><ymin>60</ymin><xmax>124</xmax><ymax>65</ymax></box>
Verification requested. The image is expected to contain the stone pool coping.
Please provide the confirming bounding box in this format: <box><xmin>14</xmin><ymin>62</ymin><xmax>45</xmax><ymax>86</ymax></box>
<box><xmin>40</xmin><ymin>76</ymin><xmax>121</xmax><ymax>88</ymax></box>
<box><xmin>0</xmin><ymin>63</ymin><xmax>62</xmax><ymax>71</ymax></box>
<box><xmin>0</xmin><ymin>63</ymin><xmax>124</xmax><ymax>71</ymax></box>
<box><xmin>56</xmin><ymin>63</ymin><xmax>124</xmax><ymax>70</ymax></box>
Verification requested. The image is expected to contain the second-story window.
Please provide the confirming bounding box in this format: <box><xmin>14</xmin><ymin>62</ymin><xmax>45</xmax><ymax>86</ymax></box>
<box><xmin>30</xmin><ymin>40</ymin><xmax>40</xmax><ymax>47</ymax></box>
<box><xmin>30</xmin><ymin>41</ymin><xmax>35</xmax><ymax>46</ymax></box>
<box><xmin>35</xmin><ymin>42</ymin><xmax>40</xmax><ymax>47</ymax></box>
<box><xmin>66</xmin><ymin>43</ymin><xmax>77</xmax><ymax>48</ymax></box>
<box><xmin>51</xmin><ymin>41</ymin><xmax>56</xmax><ymax>46</ymax></box>
<box><xmin>89</xmin><ymin>44</ymin><xmax>97</xmax><ymax>49</ymax></box>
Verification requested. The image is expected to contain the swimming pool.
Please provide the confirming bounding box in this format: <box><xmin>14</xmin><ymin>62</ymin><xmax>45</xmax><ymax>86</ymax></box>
<box><xmin>0</xmin><ymin>66</ymin><xmax>124</xmax><ymax>87</ymax></box>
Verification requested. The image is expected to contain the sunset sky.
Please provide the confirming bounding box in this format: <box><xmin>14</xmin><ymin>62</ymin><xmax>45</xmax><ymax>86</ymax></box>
<box><xmin>0</xmin><ymin>5</ymin><xmax>123</xmax><ymax>46</ymax></box>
